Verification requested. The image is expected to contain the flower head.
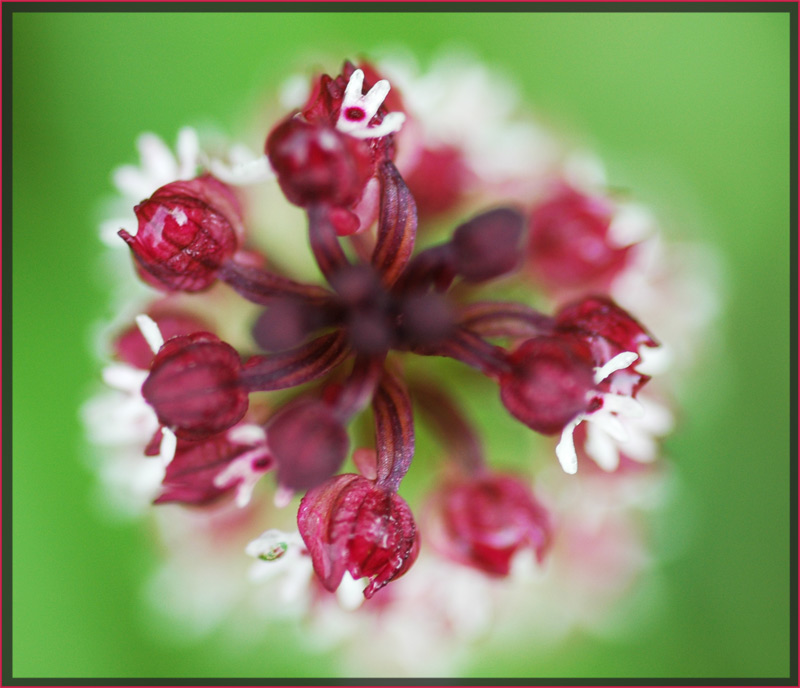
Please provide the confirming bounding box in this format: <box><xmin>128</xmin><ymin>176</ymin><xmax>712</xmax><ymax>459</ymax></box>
<box><xmin>84</xmin><ymin>53</ymin><xmax>706</xmax><ymax>673</ymax></box>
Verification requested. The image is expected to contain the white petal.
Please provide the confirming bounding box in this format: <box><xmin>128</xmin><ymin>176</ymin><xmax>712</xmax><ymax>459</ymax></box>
<box><xmin>274</xmin><ymin>486</ymin><xmax>294</xmax><ymax>508</ymax></box>
<box><xmin>594</xmin><ymin>351</ymin><xmax>638</xmax><ymax>384</ymax></box>
<box><xmin>360</xmin><ymin>79</ymin><xmax>391</xmax><ymax>120</ymax></box>
<box><xmin>137</xmin><ymin>132</ymin><xmax>178</xmax><ymax>185</ymax></box>
<box><xmin>601</xmin><ymin>393</ymin><xmax>645</xmax><ymax>418</ymax></box>
<box><xmin>102</xmin><ymin>364</ymin><xmax>148</xmax><ymax>392</ymax></box>
<box><xmin>555</xmin><ymin>417</ymin><xmax>582</xmax><ymax>474</ymax></box>
<box><xmin>584</xmin><ymin>422</ymin><xmax>620</xmax><ymax>471</ymax></box>
<box><xmin>635</xmin><ymin>343</ymin><xmax>673</xmax><ymax>376</ymax></box>
<box><xmin>588</xmin><ymin>408</ymin><xmax>630</xmax><ymax>442</ymax></box>
<box><xmin>347</xmin><ymin>112</ymin><xmax>406</xmax><ymax>139</ymax></box>
<box><xmin>158</xmin><ymin>427</ymin><xmax>177</xmax><ymax>466</ymax></box>
<box><xmin>208</xmin><ymin>155</ymin><xmax>273</xmax><ymax>185</ymax></box>
<box><xmin>336</xmin><ymin>572</ymin><xmax>367</xmax><ymax>611</ymax></box>
<box><xmin>227</xmin><ymin>423</ymin><xmax>266</xmax><ymax>445</ymax></box>
<box><xmin>112</xmin><ymin>165</ymin><xmax>153</xmax><ymax>201</ymax></box>
<box><xmin>175</xmin><ymin>127</ymin><xmax>200</xmax><ymax>179</ymax></box>
<box><xmin>135</xmin><ymin>313</ymin><xmax>164</xmax><ymax>354</ymax></box>
<box><xmin>342</xmin><ymin>68</ymin><xmax>365</xmax><ymax>106</ymax></box>
<box><xmin>607</xmin><ymin>203</ymin><xmax>655</xmax><ymax>248</ymax></box>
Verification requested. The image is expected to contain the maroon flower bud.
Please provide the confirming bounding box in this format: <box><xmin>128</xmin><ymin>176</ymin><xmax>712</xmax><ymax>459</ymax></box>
<box><xmin>500</xmin><ymin>335</ymin><xmax>597</xmax><ymax>435</ymax></box>
<box><xmin>298</xmin><ymin>473</ymin><xmax>419</xmax><ymax>599</ymax></box>
<box><xmin>141</xmin><ymin>333</ymin><xmax>248</xmax><ymax>440</ymax></box>
<box><xmin>404</xmin><ymin>146</ymin><xmax>468</xmax><ymax>219</ymax></box>
<box><xmin>119</xmin><ymin>176</ymin><xmax>240</xmax><ymax>292</ymax></box>
<box><xmin>429</xmin><ymin>472</ymin><xmax>552</xmax><ymax>576</ymax></box>
<box><xmin>267</xmin><ymin>399</ymin><xmax>350</xmax><ymax>491</ymax></box>
<box><xmin>451</xmin><ymin>207</ymin><xmax>525</xmax><ymax>282</ymax></box>
<box><xmin>266</xmin><ymin>118</ymin><xmax>373</xmax><ymax>208</ymax></box>
<box><xmin>114</xmin><ymin>311</ymin><xmax>211</xmax><ymax>369</ymax></box>
<box><xmin>555</xmin><ymin>295</ymin><xmax>657</xmax><ymax>359</ymax></box>
<box><xmin>527</xmin><ymin>185</ymin><xmax>630</xmax><ymax>291</ymax></box>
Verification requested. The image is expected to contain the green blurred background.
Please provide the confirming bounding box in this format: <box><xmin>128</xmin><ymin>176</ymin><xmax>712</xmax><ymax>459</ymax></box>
<box><xmin>11</xmin><ymin>9</ymin><xmax>791</xmax><ymax>681</ymax></box>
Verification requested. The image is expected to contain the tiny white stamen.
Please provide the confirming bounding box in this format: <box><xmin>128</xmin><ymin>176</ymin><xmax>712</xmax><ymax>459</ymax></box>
<box><xmin>135</xmin><ymin>314</ymin><xmax>164</xmax><ymax>354</ymax></box>
<box><xmin>555</xmin><ymin>416</ymin><xmax>583</xmax><ymax>474</ymax></box>
<box><xmin>593</xmin><ymin>351</ymin><xmax>638</xmax><ymax>384</ymax></box>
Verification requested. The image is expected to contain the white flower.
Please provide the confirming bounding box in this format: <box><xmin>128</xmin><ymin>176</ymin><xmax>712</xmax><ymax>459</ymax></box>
<box><xmin>246</xmin><ymin>529</ymin><xmax>314</xmax><ymax>609</ymax></box>
<box><xmin>556</xmin><ymin>351</ymin><xmax>650</xmax><ymax>474</ymax></box>
<box><xmin>335</xmin><ymin>69</ymin><xmax>405</xmax><ymax>139</ymax></box>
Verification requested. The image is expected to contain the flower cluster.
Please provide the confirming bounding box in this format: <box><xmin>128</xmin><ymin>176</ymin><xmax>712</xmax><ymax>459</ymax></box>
<box><xmin>84</xmin><ymin>54</ymin><xmax>717</xmax><ymax>675</ymax></box>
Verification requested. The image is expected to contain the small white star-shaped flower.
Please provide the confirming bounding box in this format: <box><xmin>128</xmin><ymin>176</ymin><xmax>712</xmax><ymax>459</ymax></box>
<box><xmin>336</xmin><ymin>69</ymin><xmax>406</xmax><ymax>139</ymax></box>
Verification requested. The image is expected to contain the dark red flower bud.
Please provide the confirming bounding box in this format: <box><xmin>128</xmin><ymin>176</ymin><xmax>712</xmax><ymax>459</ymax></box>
<box><xmin>141</xmin><ymin>333</ymin><xmax>248</xmax><ymax>440</ymax></box>
<box><xmin>267</xmin><ymin>399</ymin><xmax>350</xmax><ymax>491</ymax></box>
<box><xmin>114</xmin><ymin>311</ymin><xmax>211</xmax><ymax>369</ymax></box>
<box><xmin>555</xmin><ymin>295</ymin><xmax>657</xmax><ymax>359</ymax></box>
<box><xmin>404</xmin><ymin>146</ymin><xmax>468</xmax><ymax>219</ymax></box>
<box><xmin>500</xmin><ymin>335</ymin><xmax>596</xmax><ymax>435</ymax></box>
<box><xmin>119</xmin><ymin>175</ymin><xmax>240</xmax><ymax>292</ymax></box>
<box><xmin>429</xmin><ymin>473</ymin><xmax>552</xmax><ymax>576</ymax></box>
<box><xmin>527</xmin><ymin>185</ymin><xmax>630</xmax><ymax>291</ymax></box>
<box><xmin>266</xmin><ymin>118</ymin><xmax>373</xmax><ymax>208</ymax></box>
<box><xmin>451</xmin><ymin>207</ymin><xmax>525</xmax><ymax>282</ymax></box>
<box><xmin>298</xmin><ymin>473</ymin><xmax>419</xmax><ymax>599</ymax></box>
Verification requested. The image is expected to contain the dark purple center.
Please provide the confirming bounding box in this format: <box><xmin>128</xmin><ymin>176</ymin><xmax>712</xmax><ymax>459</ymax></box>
<box><xmin>344</xmin><ymin>107</ymin><xmax>366</xmax><ymax>122</ymax></box>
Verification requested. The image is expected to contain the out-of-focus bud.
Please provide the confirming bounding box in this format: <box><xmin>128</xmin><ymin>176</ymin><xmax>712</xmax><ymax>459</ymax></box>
<box><xmin>429</xmin><ymin>472</ymin><xmax>552</xmax><ymax>576</ymax></box>
<box><xmin>451</xmin><ymin>207</ymin><xmax>525</xmax><ymax>283</ymax></box>
<box><xmin>267</xmin><ymin>399</ymin><xmax>350</xmax><ymax>491</ymax></box>
<box><xmin>527</xmin><ymin>184</ymin><xmax>631</xmax><ymax>291</ymax></box>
